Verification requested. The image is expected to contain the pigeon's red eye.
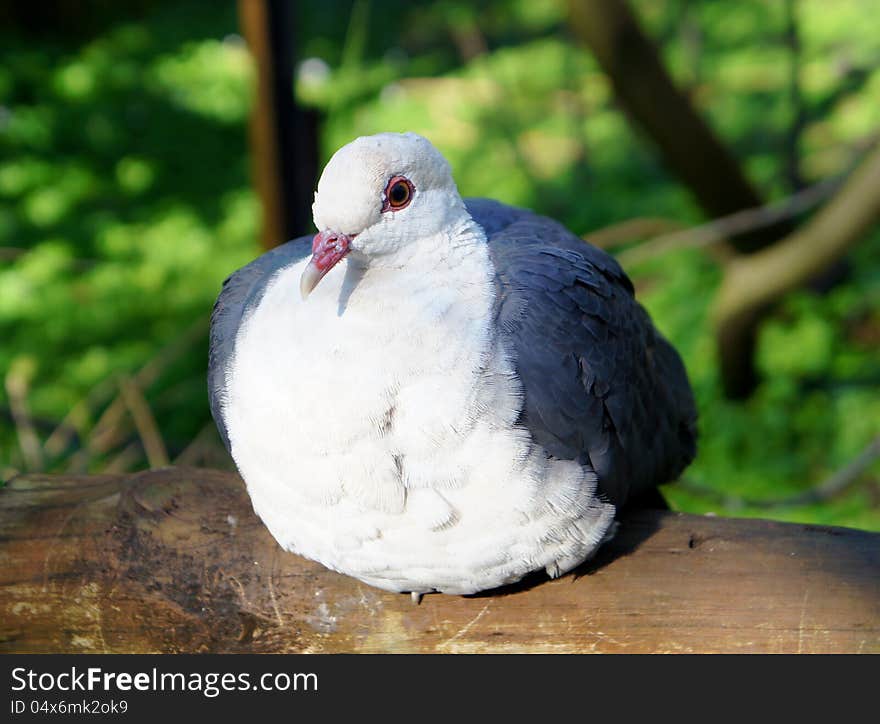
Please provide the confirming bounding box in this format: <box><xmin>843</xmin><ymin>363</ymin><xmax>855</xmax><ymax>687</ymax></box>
<box><xmin>383</xmin><ymin>176</ymin><xmax>414</xmax><ymax>212</ymax></box>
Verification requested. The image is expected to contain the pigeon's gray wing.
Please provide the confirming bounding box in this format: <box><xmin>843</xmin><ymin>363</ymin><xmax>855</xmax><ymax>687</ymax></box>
<box><xmin>467</xmin><ymin>198</ymin><xmax>697</xmax><ymax>508</ymax></box>
<box><xmin>208</xmin><ymin>236</ymin><xmax>312</xmax><ymax>452</ymax></box>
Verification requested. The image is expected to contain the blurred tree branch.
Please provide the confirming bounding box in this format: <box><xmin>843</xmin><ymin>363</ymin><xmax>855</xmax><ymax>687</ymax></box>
<box><xmin>714</xmin><ymin>143</ymin><xmax>880</xmax><ymax>398</ymax></box>
<box><xmin>584</xmin><ymin>217</ymin><xmax>685</xmax><ymax>250</ymax></box>
<box><xmin>678</xmin><ymin>436</ymin><xmax>880</xmax><ymax>509</ymax></box>
<box><xmin>612</xmin><ymin>175</ymin><xmax>842</xmax><ymax>267</ymax></box>
<box><xmin>60</xmin><ymin>318</ymin><xmax>209</xmax><ymax>473</ymax></box>
<box><xmin>566</xmin><ymin>0</ymin><xmax>794</xmax><ymax>254</ymax></box>
<box><xmin>4</xmin><ymin>360</ymin><xmax>44</xmax><ymax>472</ymax></box>
<box><xmin>119</xmin><ymin>377</ymin><xmax>169</xmax><ymax>469</ymax></box>
<box><xmin>568</xmin><ymin>0</ymin><xmax>880</xmax><ymax>400</ymax></box>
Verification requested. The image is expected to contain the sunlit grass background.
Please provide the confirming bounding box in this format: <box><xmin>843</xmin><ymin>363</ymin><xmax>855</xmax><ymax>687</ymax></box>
<box><xmin>1</xmin><ymin>0</ymin><xmax>878</xmax><ymax>529</ymax></box>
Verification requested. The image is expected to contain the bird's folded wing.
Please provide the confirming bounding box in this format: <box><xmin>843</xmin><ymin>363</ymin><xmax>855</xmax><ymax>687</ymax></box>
<box><xmin>469</xmin><ymin>198</ymin><xmax>697</xmax><ymax>507</ymax></box>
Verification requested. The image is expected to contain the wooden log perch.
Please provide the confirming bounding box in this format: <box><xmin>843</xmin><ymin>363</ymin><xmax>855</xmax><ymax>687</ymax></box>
<box><xmin>1</xmin><ymin>468</ymin><xmax>878</xmax><ymax>653</ymax></box>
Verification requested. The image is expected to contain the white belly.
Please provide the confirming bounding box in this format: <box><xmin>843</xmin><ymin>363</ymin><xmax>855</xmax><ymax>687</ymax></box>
<box><xmin>224</xmin><ymin>254</ymin><xmax>615</xmax><ymax>594</ymax></box>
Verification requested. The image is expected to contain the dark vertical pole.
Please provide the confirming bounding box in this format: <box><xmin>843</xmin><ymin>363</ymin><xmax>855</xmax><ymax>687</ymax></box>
<box><xmin>239</xmin><ymin>0</ymin><xmax>319</xmax><ymax>249</ymax></box>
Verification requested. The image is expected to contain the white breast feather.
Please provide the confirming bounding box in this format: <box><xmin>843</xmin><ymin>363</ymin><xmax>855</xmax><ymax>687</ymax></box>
<box><xmin>223</xmin><ymin>223</ymin><xmax>615</xmax><ymax>594</ymax></box>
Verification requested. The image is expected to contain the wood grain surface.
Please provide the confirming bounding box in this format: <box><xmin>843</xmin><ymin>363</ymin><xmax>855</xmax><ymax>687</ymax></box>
<box><xmin>1</xmin><ymin>467</ymin><xmax>877</xmax><ymax>653</ymax></box>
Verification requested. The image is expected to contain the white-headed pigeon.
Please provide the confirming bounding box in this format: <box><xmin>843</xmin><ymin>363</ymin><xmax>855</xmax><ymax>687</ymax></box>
<box><xmin>209</xmin><ymin>132</ymin><xmax>697</xmax><ymax>597</ymax></box>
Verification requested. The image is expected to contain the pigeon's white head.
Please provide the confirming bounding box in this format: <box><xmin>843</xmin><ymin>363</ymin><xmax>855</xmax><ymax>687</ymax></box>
<box><xmin>302</xmin><ymin>132</ymin><xmax>469</xmax><ymax>298</ymax></box>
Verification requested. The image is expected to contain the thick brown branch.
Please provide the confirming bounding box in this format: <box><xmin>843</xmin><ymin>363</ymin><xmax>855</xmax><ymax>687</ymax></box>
<box><xmin>714</xmin><ymin>143</ymin><xmax>880</xmax><ymax>397</ymax></box>
<box><xmin>567</xmin><ymin>0</ymin><xmax>792</xmax><ymax>253</ymax></box>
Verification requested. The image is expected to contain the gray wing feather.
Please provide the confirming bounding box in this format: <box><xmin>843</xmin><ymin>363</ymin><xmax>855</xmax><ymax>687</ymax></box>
<box><xmin>208</xmin><ymin>236</ymin><xmax>312</xmax><ymax>452</ymax></box>
<box><xmin>467</xmin><ymin>198</ymin><xmax>697</xmax><ymax>507</ymax></box>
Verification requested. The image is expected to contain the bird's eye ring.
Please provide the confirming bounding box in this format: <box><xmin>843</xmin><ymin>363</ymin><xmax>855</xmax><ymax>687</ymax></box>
<box><xmin>382</xmin><ymin>176</ymin><xmax>414</xmax><ymax>212</ymax></box>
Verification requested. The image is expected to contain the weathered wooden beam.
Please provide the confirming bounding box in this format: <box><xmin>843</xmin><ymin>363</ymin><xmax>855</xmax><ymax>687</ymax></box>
<box><xmin>1</xmin><ymin>468</ymin><xmax>877</xmax><ymax>653</ymax></box>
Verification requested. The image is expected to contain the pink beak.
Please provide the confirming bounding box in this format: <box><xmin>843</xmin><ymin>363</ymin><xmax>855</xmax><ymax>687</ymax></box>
<box><xmin>300</xmin><ymin>230</ymin><xmax>352</xmax><ymax>300</ymax></box>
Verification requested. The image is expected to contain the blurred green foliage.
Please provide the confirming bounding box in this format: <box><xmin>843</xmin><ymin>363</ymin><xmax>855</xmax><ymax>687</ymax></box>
<box><xmin>1</xmin><ymin>0</ymin><xmax>878</xmax><ymax>529</ymax></box>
